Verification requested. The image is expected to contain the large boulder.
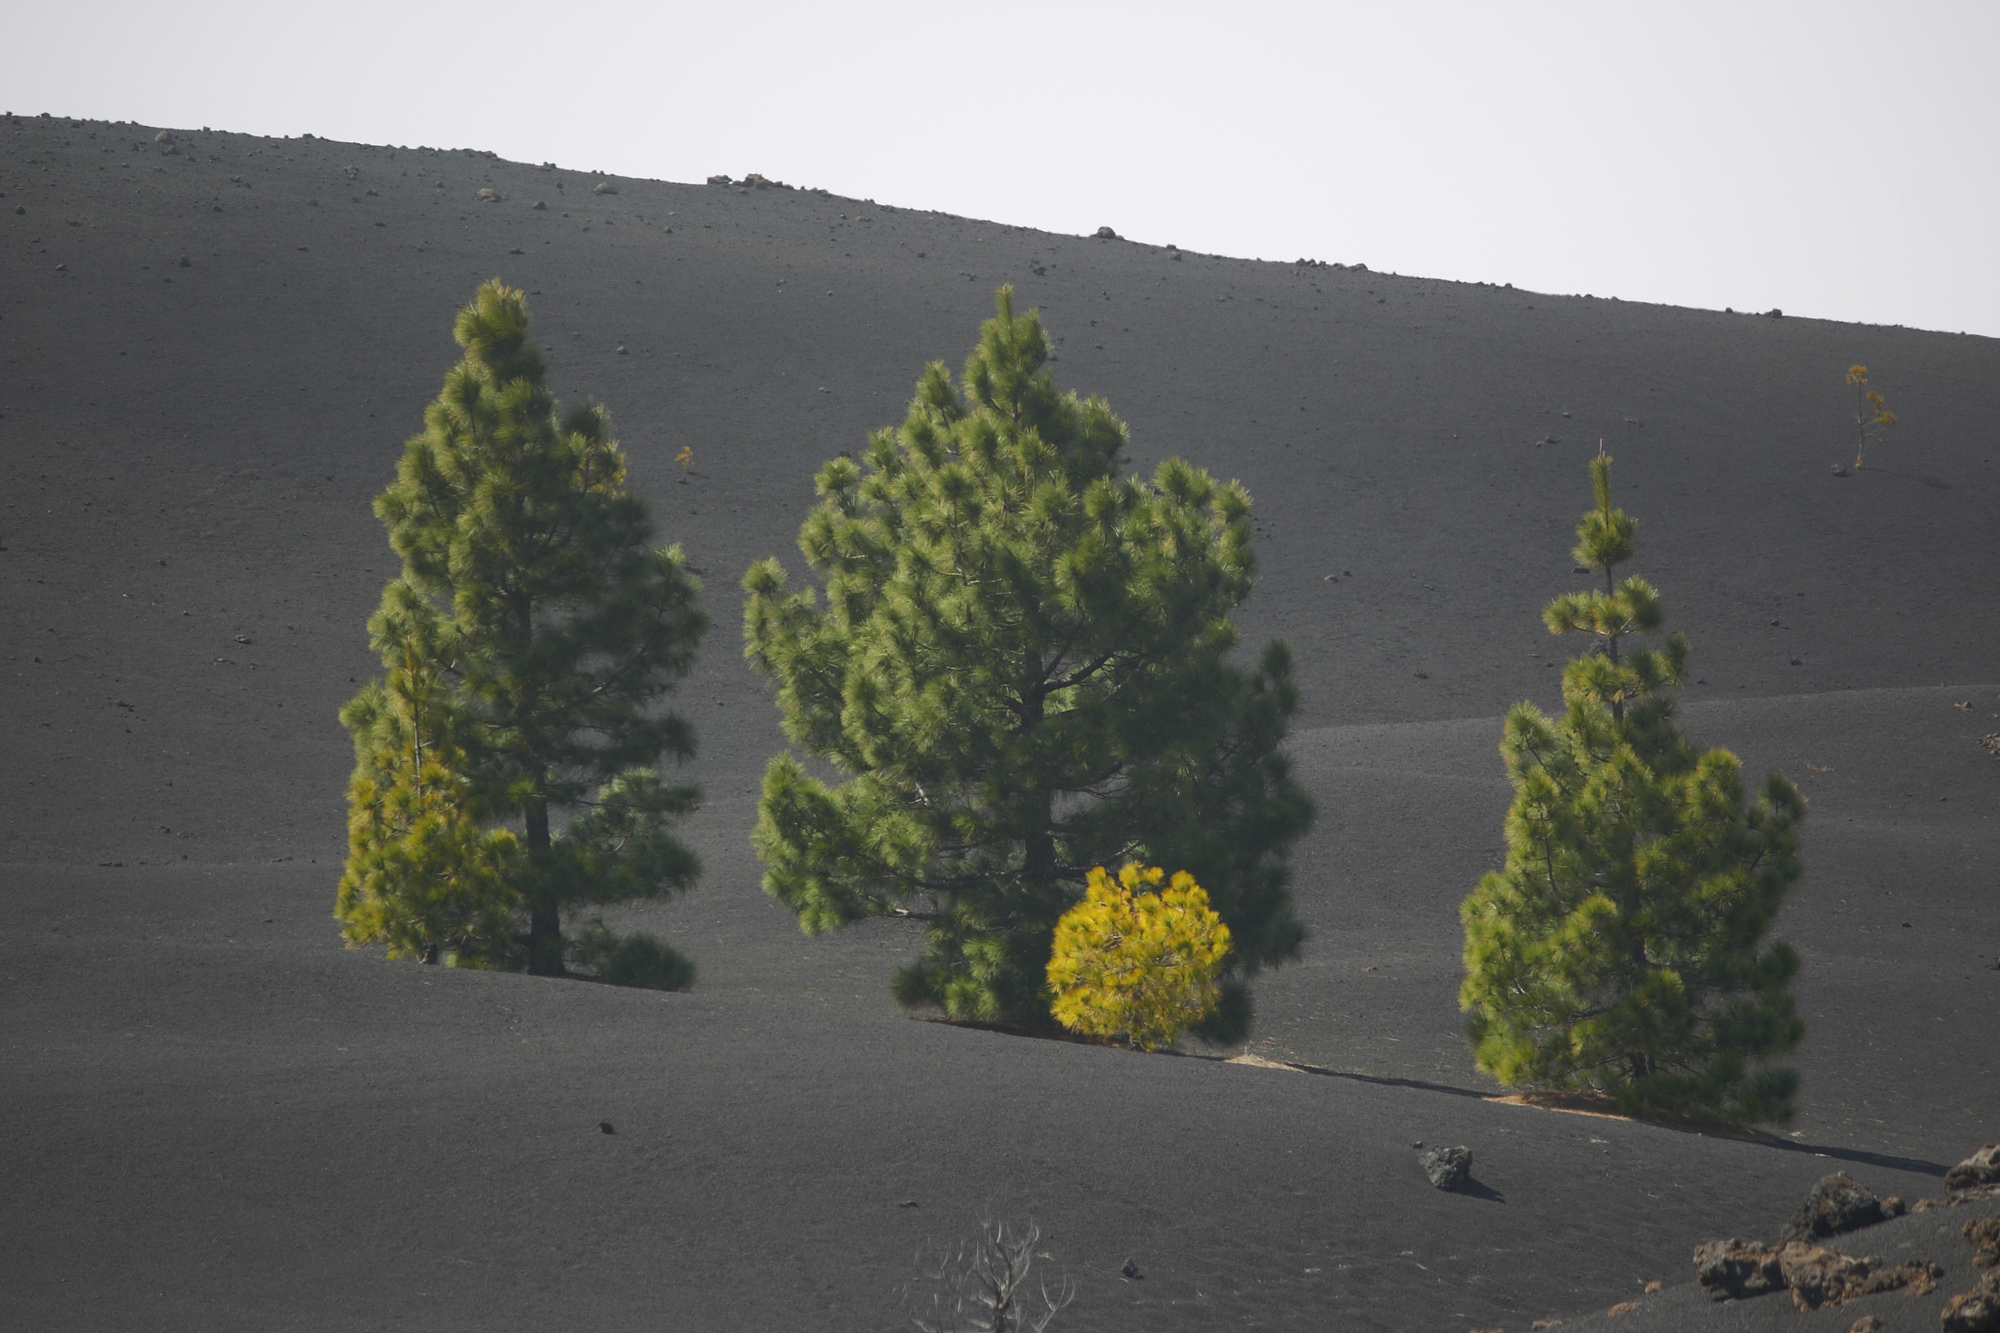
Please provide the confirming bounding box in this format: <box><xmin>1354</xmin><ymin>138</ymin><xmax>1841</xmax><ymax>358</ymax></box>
<box><xmin>1950</xmin><ymin>1146</ymin><xmax>2000</xmax><ymax>1193</ymax></box>
<box><xmin>1418</xmin><ymin>1145</ymin><xmax>1471</xmax><ymax>1191</ymax></box>
<box><xmin>1782</xmin><ymin>1172</ymin><xmax>1903</xmax><ymax>1242</ymax></box>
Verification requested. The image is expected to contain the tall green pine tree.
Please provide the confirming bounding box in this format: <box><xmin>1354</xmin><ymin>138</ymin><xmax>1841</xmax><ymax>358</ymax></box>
<box><xmin>743</xmin><ymin>287</ymin><xmax>1313</xmax><ymax>1035</ymax></box>
<box><xmin>339</xmin><ymin>280</ymin><xmax>708</xmax><ymax>974</ymax></box>
<box><xmin>1459</xmin><ymin>450</ymin><xmax>1806</xmax><ymax>1123</ymax></box>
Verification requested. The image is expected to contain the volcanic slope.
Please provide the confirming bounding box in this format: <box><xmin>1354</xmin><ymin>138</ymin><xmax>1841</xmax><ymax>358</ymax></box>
<box><xmin>2</xmin><ymin>115</ymin><xmax>1996</xmax><ymax>1332</ymax></box>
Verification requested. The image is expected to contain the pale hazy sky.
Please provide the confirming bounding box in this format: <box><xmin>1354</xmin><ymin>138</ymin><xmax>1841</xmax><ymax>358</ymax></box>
<box><xmin>10</xmin><ymin>1</ymin><xmax>1997</xmax><ymax>335</ymax></box>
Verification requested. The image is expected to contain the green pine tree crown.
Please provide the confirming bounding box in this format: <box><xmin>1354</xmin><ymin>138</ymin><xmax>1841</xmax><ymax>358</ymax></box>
<box><xmin>1458</xmin><ymin>450</ymin><xmax>1806</xmax><ymax>1125</ymax></box>
<box><xmin>743</xmin><ymin>287</ymin><xmax>1313</xmax><ymax>1034</ymax></box>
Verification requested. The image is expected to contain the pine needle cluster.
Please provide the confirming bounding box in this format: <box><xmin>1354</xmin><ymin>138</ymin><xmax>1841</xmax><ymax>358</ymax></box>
<box><xmin>1047</xmin><ymin>863</ymin><xmax>1232</xmax><ymax>1051</ymax></box>
<box><xmin>743</xmin><ymin>287</ymin><xmax>1311</xmax><ymax>1036</ymax></box>
<box><xmin>1459</xmin><ymin>451</ymin><xmax>1806</xmax><ymax>1124</ymax></box>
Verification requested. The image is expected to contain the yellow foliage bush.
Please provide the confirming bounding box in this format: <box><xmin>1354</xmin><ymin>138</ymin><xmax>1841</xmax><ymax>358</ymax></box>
<box><xmin>1047</xmin><ymin>863</ymin><xmax>1232</xmax><ymax>1050</ymax></box>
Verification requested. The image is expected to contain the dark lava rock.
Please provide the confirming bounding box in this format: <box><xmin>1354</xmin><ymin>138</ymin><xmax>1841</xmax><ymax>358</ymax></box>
<box><xmin>1694</xmin><ymin>1238</ymin><xmax>1785</xmax><ymax>1300</ymax></box>
<box><xmin>1968</xmin><ymin>1215</ymin><xmax>2000</xmax><ymax>1268</ymax></box>
<box><xmin>706</xmin><ymin>174</ymin><xmax>731</xmax><ymax>185</ymax></box>
<box><xmin>1783</xmin><ymin>1173</ymin><xmax>1899</xmax><ymax>1242</ymax></box>
<box><xmin>592</xmin><ymin>181</ymin><xmax>617</xmax><ymax>196</ymax></box>
<box><xmin>1943</xmin><ymin>1268</ymin><xmax>2000</xmax><ymax>1333</ymax></box>
<box><xmin>1950</xmin><ymin>1146</ymin><xmax>2000</xmax><ymax>1193</ymax></box>
<box><xmin>1418</xmin><ymin>1144</ymin><xmax>1471</xmax><ymax>1190</ymax></box>
<box><xmin>1092</xmin><ymin>226</ymin><xmax>1119</xmax><ymax>239</ymax></box>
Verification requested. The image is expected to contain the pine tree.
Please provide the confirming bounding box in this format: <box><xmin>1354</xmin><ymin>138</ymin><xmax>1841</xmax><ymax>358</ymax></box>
<box><xmin>341</xmin><ymin>279</ymin><xmax>708</xmax><ymax>974</ymax></box>
<box><xmin>743</xmin><ymin>287</ymin><xmax>1312</xmax><ymax>1035</ymax></box>
<box><xmin>1459</xmin><ymin>449</ymin><xmax>1806</xmax><ymax>1124</ymax></box>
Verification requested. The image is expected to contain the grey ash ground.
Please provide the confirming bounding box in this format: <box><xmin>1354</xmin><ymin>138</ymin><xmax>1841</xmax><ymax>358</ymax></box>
<box><xmin>2</xmin><ymin>113</ymin><xmax>1996</xmax><ymax>1331</ymax></box>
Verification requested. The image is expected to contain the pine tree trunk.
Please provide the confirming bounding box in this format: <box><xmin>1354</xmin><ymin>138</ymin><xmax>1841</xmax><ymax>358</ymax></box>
<box><xmin>1025</xmin><ymin>827</ymin><xmax>1056</xmax><ymax>884</ymax></box>
<box><xmin>524</xmin><ymin>795</ymin><xmax>564</xmax><ymax>975</ymax></box>
<box><xmin>1019</xmin><ymin>678</ymin><xmax>1057</xmax><ymax>891</ymax></box>
<box><xmin>1605</xmin><ymin>564</ymin><xmax>1625</xmax><ymax>723</ymax></box>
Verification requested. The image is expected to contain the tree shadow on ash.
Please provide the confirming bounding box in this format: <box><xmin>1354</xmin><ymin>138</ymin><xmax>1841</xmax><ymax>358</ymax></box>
<box><xmin>919</xmin><ymin>1020</ymin><xmax>1953</xmax><ymax>1179</ymax></box>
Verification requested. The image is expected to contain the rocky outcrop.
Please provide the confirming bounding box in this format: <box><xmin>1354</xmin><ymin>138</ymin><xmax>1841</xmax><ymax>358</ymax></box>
<box><xmin>1951</xmin><ymin>1146</ymin><xmax>2000</xmax><ymax>1193</ymax></box>
<box><xmin>1777</xmin><ymin>1242</ymin><xmax>1938</xmax><ymax>1311</ymax></box>
<box><xmin>1942</xmin><ymin>1267</ymin><xmax>2000</xmax><ymax>1333</ymax></box>
<box><xmin>1694</xmin><ymin>1239</ymin><xmax>1785</xmax><ymax>1299</ymax></box>
<box><xmin>1693</xmin><ymin>1237</ymin><xmax>1938</xmax><ymax>1310</ymax></box>
<box><xmin>1968</xmin><ymin>1216</ymin><xmax>2000</xmax><ymax>1269</ymax></box>
<box><xmin>1782</xmin><ymin>1172</ymin><xmax>1905</xmax><ymax>1242</ymax></box>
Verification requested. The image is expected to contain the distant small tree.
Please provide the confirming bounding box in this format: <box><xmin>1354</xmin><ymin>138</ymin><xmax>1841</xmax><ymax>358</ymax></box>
<box><xmin>1048</xmin><ymin>863</ymin><xmax>1231</xmax><ymax>1051</ymax></box>
<box><xmin>742</xmin><ymin>287</ymin><xmax>1312</xmax><ymax>1037</ymax></box>
<box><xmin>1846</xmin><ymin>364</ymin><xmax>1895</xmax><ymax>469</ymax></box>
<box><xmin>341</xmin><ymin>279</ymin><xmax>708</xmax><ymax>974</ymax></box>
<box><xmin>1458</xmin><ymin>449</ymin><xmax>1807</xmax><ymax>1124</ymax></box>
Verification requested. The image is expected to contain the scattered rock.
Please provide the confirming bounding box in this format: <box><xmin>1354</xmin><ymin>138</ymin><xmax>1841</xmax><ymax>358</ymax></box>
<box><xmin>1953</xmin><ymin>1148</ymin><xmax>2000</xmax><ymax>1193</ymax></box>
<box><xmin>1418</xmin><ymin>1144</ymin><xmax>1471</xmax><ymax>1190</ymax></box>
<box><xmin>532</xmin><ymin>201</ymin><xmax>547</xmax><ymax>210</ymax></box>
<box><xmin>1606</xmin><ymin>1301</ymin><xmax>1640</xmax><ymax>1315</ymax></box>
<box><xmin>1530</xmin><ymin>1321</ymin><xmax>1562</xmax><ymax>1331</ymax></box>
<box><xmin>154</xmin><ymin>130</ymin><xmax>172</xmax><ymax>144</ymax></box>
<box><xmin>476</xmin><ymin>187</ymin><xmax>502</xmax><ymax>202</ymax></box>
<box><xmin>706</xmin><ymin>174</ymin><xmax>731</xmax><ymax>185</ymax></box>
<box><xmin>1832</xmin><ymin>464</ymin><xmax>1850</xmax><ymax>476</ymax></box>
<box><xmin>615</xmin><ymin>344</ymin><xmax>628</xmax><ymax>355</ymax></box>
<box><xmin>1121</xmin><ymin>1260</ymin><xmax>1142</xmax><ymax>1280</ymax></box>
<box><xmin>1642</xmin><ymin>1280</ymin><xmax>1663</xmax><ymax>1294</ymax></box>
<box><xmin>1848</xmin><ymin>1316</ymin><xmax>1883</xmax><ymax>1333</ymax></box>
<box><xmin>177</xmin><ymin>256</ymin><xmax>189</xmax><ymax>268</ymax></box>
<box><xmin>1968</xmin><ymin>1216</ymin><xmax>2000</xmax><ymax>1268</ymax></box>
<box><xmin>1093</xmin><ymin>225</ymin><xmax>1119</xmax><ymax>239</ymax></box>
<box><xmin>592</xmin><ymin>181</ymin><xmax>617</xmax><ymax>195</ymax></box>
<box><xmin>1767</xmin><ymin>308</ymin><xmax>1784</xmax><ymax>318</ymax></box>
<box><xmin>598</xmin><ymin>1121</ymin><xmax>615</xmax><ymax>1134</ymax></box>
<box><xmin>1783</xmin><ymin>1173</ymin><xmax>1899</xmax><ymax>1242</ymax></box>
<box><xmin>1978</xmin><ymin>734</ymin><xmax>2000</xmax><ymax>758</ymax></box>
<box><xmin>1694</xmin><ymin>1238</ymin><xmax>1785</xmax><ymax>1300</ymax></box>
<box><xmin>1943</xmin><ymin>1269</ymin><xmax>2000</xmax><ymax>1333</ymax></box>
